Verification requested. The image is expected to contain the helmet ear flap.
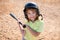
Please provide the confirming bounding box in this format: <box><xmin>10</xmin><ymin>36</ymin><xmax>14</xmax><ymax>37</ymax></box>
<box><xmin>23</xmin><ymin>9</ymin><xmax>28</xmax><ymax>20</ymax></box>
<box><xmin>37</xmin><ymin>9</ymin><xmax>40</xmax><ymax>16</ymax></box>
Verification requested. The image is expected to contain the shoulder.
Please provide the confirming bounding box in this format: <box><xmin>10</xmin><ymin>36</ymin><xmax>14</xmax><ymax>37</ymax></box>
<box><xmin>25</xmin><ymin>20</ymin><xmax>29</xmax><ymax>24</ymax></box>
<box><xmin>37</xmin><ymin>20</ymin><xmax>44</xmax><ymax>26</ymax></box>
<box><xmin>38</xmin><ymin>20</ymin><xmax>44</xmax><ymax>23</ymax></box>
<box><xmin>40</xmin><ymin>20</ymin><xmax>44</xmax><ymax>23</ymax></box>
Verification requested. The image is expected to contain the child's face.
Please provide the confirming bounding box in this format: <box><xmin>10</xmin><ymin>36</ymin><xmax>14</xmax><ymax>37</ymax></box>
<box><xmin>26</xmin><ymin>9</ymin><xmax>37</xmax><ymax>21</ymax></box>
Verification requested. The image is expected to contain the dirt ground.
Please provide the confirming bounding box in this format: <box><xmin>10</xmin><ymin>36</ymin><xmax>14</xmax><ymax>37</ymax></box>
<box><xmin>0</xmin><ymin>0</ymin><xmax>60</xmax><ymax>40</ymax></box>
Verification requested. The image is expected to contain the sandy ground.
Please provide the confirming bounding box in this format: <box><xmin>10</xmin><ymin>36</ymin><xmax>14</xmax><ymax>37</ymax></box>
<box><xmin>0</xmin><ymin>0</ymin><xmax>60</xmax><ymax>40</ymax></box>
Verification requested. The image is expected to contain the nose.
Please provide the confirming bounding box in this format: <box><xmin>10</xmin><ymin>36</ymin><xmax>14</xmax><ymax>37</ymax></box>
<box><xmin>30</xmin><ymin>11</ymin><xmax>35</xmax><ymax>15</ymax></box>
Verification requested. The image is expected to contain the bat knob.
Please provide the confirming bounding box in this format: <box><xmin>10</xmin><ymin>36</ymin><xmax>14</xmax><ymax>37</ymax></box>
<box><xmin>23</xmin><ymin>25</ymin><xmax>26</xmax><ymax>28</ymax></box>
<box><xmin>19</xmin><ymin>22</ymin><xmax>26</xmax><ymax>28</ymax></box>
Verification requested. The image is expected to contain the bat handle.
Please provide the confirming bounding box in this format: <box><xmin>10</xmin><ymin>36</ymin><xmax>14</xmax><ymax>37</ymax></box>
<box><xmin>19</xmin><ymin>22</ymin><xmax>22</xmax><ymax>25</ymax></box>
<box><xmin>18</xmin><ymin>22</ymin><xmax>26</xmax><ymax>28</ymax></box>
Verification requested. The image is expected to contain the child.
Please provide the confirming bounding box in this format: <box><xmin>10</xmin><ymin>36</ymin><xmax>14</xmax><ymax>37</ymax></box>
<box><xmin>18</xmin><ymin>2</ymin><xmax>44</xmax><ymax>40</ymax></box>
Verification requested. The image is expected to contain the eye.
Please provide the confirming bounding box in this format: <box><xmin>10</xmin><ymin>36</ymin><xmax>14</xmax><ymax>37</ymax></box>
<box><xmin>33</xmin><ymin>12</ymin><xmax>36</xmax><ymax>14</ymax></box>
<box><xmin>27</xmin><ymin>13</ymin><xmax>30</xmax><ymax>15</ymax></box>
<box><xmin>28</xmin><ymin>13</ymin><xmax>30</xmax><ymax>14</ymax></box>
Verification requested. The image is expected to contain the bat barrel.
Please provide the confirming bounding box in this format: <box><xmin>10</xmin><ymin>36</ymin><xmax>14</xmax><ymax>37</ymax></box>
<box><xmin>10</xmin><ymin>13</ymin><xmax>22</xmax><ymax>25</ymax></box>
<box><xmin>10</xmin><ymin>13</ymin><xmax>18</xmax><ymax>21</ymax></box>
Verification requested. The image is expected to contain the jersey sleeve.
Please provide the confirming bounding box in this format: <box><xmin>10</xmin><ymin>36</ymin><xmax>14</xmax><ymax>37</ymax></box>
<box><xmin>35</xmin><ymin>20</ymin><xmax>44</xmax><ymax>32</ymax></box>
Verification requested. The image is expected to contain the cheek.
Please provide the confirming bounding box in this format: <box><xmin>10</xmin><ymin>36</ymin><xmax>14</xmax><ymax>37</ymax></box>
<box><xmin>33</xmin><ymin>13</ymin><xmax>37</xmax><ymax>17</ymax></box>
<box><xmin>27</xmin><ymin>14</ymin><xmax>30</xmax><ymax>18</ymax></box>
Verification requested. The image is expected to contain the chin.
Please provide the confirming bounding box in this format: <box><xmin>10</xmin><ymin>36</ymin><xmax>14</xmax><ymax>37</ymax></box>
<box><xmin>31</xmin><ymin>19</ymin><xmax>35</xmax><ymax>21</ymax></box>
<box><xmin>31</xmin><ymin>18</ymin><xmax>35</xmax><ymax>20</ymax></box>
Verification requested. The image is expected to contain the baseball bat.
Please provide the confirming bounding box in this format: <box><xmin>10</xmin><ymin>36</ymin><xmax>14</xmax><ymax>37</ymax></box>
<box><xmin>9</xmin><ymin>13</ymin><xmax>26</xmax><ymax>28</ymax></box>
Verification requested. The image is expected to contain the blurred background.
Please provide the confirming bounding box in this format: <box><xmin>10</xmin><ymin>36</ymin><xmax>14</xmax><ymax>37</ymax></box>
<box><xmin>0</xmin><ymin>0</ymin><xmax>60</xmax><ymax>40</ymax></box>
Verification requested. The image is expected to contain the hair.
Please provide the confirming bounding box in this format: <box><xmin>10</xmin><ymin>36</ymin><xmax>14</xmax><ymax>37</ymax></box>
<box><xmin>23</xmin><ymin>8</ymin><xmax>43</xmax><ymax>22</ymax></box>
